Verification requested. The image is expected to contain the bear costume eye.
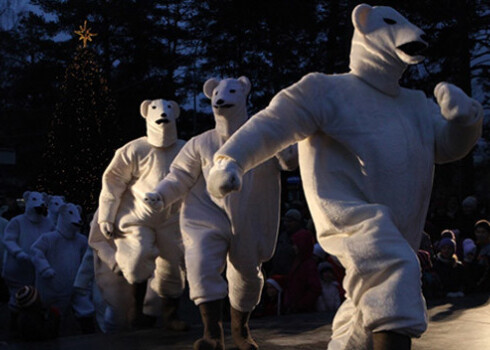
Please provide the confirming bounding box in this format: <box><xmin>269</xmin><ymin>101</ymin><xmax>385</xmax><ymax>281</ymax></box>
<box><xmin>33</xmin><ymin>198</ymin><xmax>37</xmax><ymax>201</ymax></box>
<box><xmin>152</xmin><ymin>106</ymin><xmax>156</xmax><ymax>109</ymax></box>
<box><xmin>383</xmin><ymin>18</ymin><xmax>397</xmax><ymax>25</ymax></box>
<box><xmin>69</xmin><ymin>210</ymin><xmax>73</xmax><ymax>215</ymax></box>
<box><xmin>168</xmin><ymin>105</ymin><xmax>172</xmax><ymax>108</ymax></box>
<box><xmin>230</xmin><ymin>89</ymin><xmax>236</xmax><ymax>93</ymax></box>
<box><xmin>215</xmin><ymin>91</ymin><xmax>218</xmax><ymax>95</ymax></box>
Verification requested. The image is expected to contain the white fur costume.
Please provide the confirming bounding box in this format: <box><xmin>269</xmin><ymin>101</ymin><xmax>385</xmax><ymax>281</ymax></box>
<box><xmin>89</xmin><ymin>212</ymin><xmax>163</xmax><ymax>332</ymax></box>
<box><xmin>96</xmin><ymin>99</ymin><xmax>186</xmax><ymax>291</ymax></box>
<box><xmin>2</xmin><ymin>191</ymin><xmax>53</xmax><ymax>308</ymax></box>
<box><xmin>31</xmin><ymin>203</ymin><xmax>89</xmax><ymax>316</ymax></box>
<box><xmin>208</xmin><ymin>5</ymin><xmax>483</xmax><ymax>349</ymax></box>
<box><xmin>146</xmin><ymin>77</ymin><xmax>297</xmax><ymax>312</ymax></box>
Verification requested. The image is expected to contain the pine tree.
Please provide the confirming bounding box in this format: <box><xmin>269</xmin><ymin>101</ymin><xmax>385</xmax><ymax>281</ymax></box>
<box><xmin>38</xmin><ymin>39</ymin><xmax>118</xmax><ymax>214</ymax></box>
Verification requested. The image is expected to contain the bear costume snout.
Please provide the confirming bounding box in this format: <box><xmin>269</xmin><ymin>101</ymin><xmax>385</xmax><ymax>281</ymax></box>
<box><xmin>155</xmin><ymin>118</ymin><xmax>170</xmax><ymax>124</ymax></box>
<box><xmin>397</xmin><ymin>40</ymin><xmax>428</xmax><ymax>57</ymax></box>
<box><xmin>34</xmin><ymin>205</ymin><xmax>48</xmax><ymax>216</ymax></box>
<box><xmin>213</xmin><ymin>99</ymin><xmax>234</xmax><ymax>109</ymax></box>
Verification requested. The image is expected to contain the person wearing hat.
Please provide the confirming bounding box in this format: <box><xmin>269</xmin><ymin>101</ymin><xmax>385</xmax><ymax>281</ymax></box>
<box><xmin>474</xmin><ymin>220</ymin><xmax>490</xmax><ymax>291</ymax></box>
<box><xmin>254</xmin><ymin>275</ymin><xmax>286</xmax><ymax>317</ymax></box>
<box><xmin>433</xmin><ymin>237</ymin><xmax>464</xmax><ymax>297</ymax></box>
<box><xmin>269</xmin><ymin>209</ymin><xmax>308</xmax><ymax>276</ymax></box>
<box><xmin>15</xmin><ymin>285</ymin><xmax>60</xmax><ymax>340</ymax></box>
<box><xmin>316</xmin><ymin>262</ymin><xmax>342</xmax><ymax>313</ymax></box>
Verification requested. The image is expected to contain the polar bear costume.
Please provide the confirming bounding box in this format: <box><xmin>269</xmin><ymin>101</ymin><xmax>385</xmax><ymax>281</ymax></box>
<box><xmin>31</xmin><ymin>203</ymin><xmax>90</xmax><ymax>319</ymax></box>
<box><xmin>96</xmin><ymin>98</ymin><xmax>186</xmax><ymax>289</ymax></box>
<box><xmin>91</xmin><ymin>99</ymin><xmax>186</xmax><ymax>330</ymax></box>
<box><xmin>145</xmin><ymin>77</ymin><xmax>297</xmax><ymax>350</ymax></box>
<box><xmin>89</xmin><ymin>212</ymin><xmax>164</xmax><ymax>332</ymax></box>
<box><xmin>2</xmin><ymin>191</ymin><xmax>53</xmax><ymax>309</ymax></box>
<box><xmin>47</xmin><ymin>195</ymin><xmax>65</xmax><ymax>227</ymax></box>
<box><xmin>207</xmin><ymin>5</ymin><xmax>483</xmax><ymax>350</ymax></box>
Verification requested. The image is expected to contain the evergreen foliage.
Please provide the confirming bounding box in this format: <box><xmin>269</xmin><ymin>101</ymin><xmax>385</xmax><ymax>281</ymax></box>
<box><xmin>37</xmin><ymin>46</ymin><xmax>118</xmax><ymax>213</ymax></box>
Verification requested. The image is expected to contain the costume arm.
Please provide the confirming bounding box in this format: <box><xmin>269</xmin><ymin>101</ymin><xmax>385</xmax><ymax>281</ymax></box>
<box><xmin>215</xmin><ymin>73</ymin><xmax>326</xmax><ymax>172</ymax></box>
<box><xmin>98</xmin><ymin>146</ymin><xmax>134</xmax><ymax>223</ymax></box>
<box><xmin>88</xmin><ymin>211</ymin><xmax>117</xmax><ymax>270</ymax></box>
<box><xmin>30</xmin><ymin>236</ymin><xmax>52</xmax><ymax>273</ymax></box>
<box><xmin>2</xmin><ymin>219</ymin><xmax>22</xmax><ymax>256</ymax></box>
<box><xmin>153</xmin><ymin>138</ymin><xmax>202</xmax><ymax>206</ymax></box>
<box><xmin>431</xmin><ymin>83</ymin><xmax>483</xmax><ymax>164</ymax></box>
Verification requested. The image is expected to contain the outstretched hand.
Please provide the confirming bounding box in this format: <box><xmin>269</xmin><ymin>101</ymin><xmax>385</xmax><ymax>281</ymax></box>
<box><xmin>207</xmin><ymin>158</ymin><xmax>243</xmax><ymax>198</ymax></box>
<box><xmin>144</xmin><ymin>192</ymin><xmax>164</xmax><ymax>211</ymax></box>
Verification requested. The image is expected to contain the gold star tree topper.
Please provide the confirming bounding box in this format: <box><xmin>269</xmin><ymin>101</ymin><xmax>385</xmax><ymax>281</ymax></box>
<box><xmin>74</xmin><ymin>20</ymin><xmax>97</xmax><ymax>48</ymax></box>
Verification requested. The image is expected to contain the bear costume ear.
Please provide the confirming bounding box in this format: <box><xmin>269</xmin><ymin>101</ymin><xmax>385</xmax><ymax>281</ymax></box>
<box><xmin>203</xmin><ymin>78</ymin><xmax>220</xmax><ymax>99</ymax></box>
<box><xmin>76</xmin><ymin>205</ymin><xmax>82</xmax><ymax>215</ymax></box>
<box><xmin>169</xmin><ymin>100</ymin><xmax>181</xmax><ymax>119</ymax></box>
<box><xmin>238</xmin><ymin>76</ymin><xmax>251</xmax><ymax>96</ymax></box>
<box><xmin>352</xmin><ymin>3</ymin><xmax>373</xmax><ymax>34</ymax></box>
<box><xmin>23</xmin><ymin>191</ymin><xmax>31</xmax><ymax>201</ymax></box>
<box><xmin>140</xmin><ymin>100</ymin><xmax>152</xmax><ymax>119</ymax></box>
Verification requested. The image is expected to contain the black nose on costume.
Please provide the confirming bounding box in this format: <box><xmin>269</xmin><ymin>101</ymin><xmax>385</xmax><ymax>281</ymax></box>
<box><xmin>216</xmin><ymin>99</ymin><xmax>224</xmax><ymax>105</ymax></box>
<box><xmin>161</xmin><ymin>113</ymin><xmax>167</xmax><ymax>117</ymax></box>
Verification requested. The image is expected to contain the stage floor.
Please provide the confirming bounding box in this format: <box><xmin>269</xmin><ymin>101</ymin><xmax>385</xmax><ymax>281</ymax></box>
<box><xmin>3</xmin><ymin>293</ymin><xmax>490</xmax><ymax>349</ymax></box>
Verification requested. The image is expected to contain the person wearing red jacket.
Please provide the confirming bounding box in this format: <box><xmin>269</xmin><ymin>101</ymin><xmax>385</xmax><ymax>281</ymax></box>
<box><xmin>284</xmin><ymin>229</ymin><xmax>321</xmax><ymax>313</ymax></box>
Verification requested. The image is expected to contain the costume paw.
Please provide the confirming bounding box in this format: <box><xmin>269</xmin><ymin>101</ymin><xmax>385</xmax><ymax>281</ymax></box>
<box><xmin>15</xmin><ymin>251</ymin><xmax>30</xmax><ymax>262</ymax></box>
<box><xmin>144</xmin><ymin>192</ymin><xmax>164</xmax><ymax>210</ymax></box>
<box><xmin>434</xmin><ymin>82</ymin><xmax>476</xmax><ymax>123</ymax></box>
<box><xmin>207</xmin><ymin>158</ymin><xmax>243</xmax><ymax>198</ymax></box>
<box><xmin>42</xmin><ymin>268</ymin><xmax>56</xmax><ymax>279</ymax></box>
<box><xmin>99</xmin><ymin>222</ymin><xmax>114</xmax><ymax>239</ymax></box>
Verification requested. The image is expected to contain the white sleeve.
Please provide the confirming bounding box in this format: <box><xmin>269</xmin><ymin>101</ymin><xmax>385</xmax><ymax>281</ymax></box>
<box><xmin>432</xmin><ymin>97</ymin><xmax>483</xmax><ymax>164</ymax></box>
<box><xmin>154</xmin><ymin>137</ymin><xmax>202</xmax><ymax>206</ymax></box>
<box><xmin>98</xmin><ymin>146</ymin><xmax>134</xmax><ymax>223</ymax></box>
<box><xmin>215</xmin><ymin>73</ymin><xmax>328</xmax><ymax>172</ymax></box>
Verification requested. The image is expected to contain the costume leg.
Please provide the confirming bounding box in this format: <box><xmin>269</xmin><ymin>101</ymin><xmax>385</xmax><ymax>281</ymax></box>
<box><xmin>326</xmin><ymin>207</ymin><xmax>427</xmax><ymax>350</ymax></box>
<box><xmin>184</xmin><ymin>227</ymin><xmax>228</xmax><ymax>306</ymax></box>
<box><xmin>94</xmin><ymin>255</ymin><xmax>136</xmax><ymax>332</ymax></box>
<box><xmin>150</xmin><ymin>217</ymin><xmax>186</xmax><ymax>298</ymax></box>
<box><xmin>114</xmin><ymin>225</ymin><xmax>159</xmax><ymax>284</ymax></box>
<box><xmin>226</xmin><ymin>237</ymin><xmax>263</xmax><ymax>349</ymax></box>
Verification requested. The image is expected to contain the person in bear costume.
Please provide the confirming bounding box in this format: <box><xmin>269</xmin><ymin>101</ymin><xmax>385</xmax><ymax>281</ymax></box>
<box><xmin>47</xmin><ymin>195</ymin><xmax>65</xmax><ymax>228</ymax></box>
<box><xmin>144</xmin><ymin>77</ymin><xmax>297</xmax><ymax>350</ymax></box>
<box><xmin>2</xmin><ymin>191</ymin><xmax>53</xmax><ymax>311</ymax></box>
<box><xmin>30</xmin><ymin>202</ymin><xmax>93</xmax><ymax>330</ymax></box>
<box><xmin>206</xmin><ymin>4</ymin><xmax>483</xmax><ymax>350</ymax></box>
<box><xmin>90</xmin><ymin>99</ymin><xmax>187</xmax><ymax>331</ymax></box>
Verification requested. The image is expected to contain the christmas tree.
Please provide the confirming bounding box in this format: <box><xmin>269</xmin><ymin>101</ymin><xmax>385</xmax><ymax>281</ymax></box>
<box><xmin>38</xmin><ymin>21</ymin><xmax>119</xmax><ymax>214</ymax></box>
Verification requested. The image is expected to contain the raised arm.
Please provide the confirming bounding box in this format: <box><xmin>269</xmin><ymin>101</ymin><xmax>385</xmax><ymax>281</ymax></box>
<box><xmin>432</xmin><ymin>82</ymin><xmax>483</xmax><ymax>164</ymax></box>
<box><xmin>208</xmin><ymin>73</ymin><xmax>327</xmax><ymax>198</ymax></box>
<box><xmin>215</xmin><ymin>73</ymin><xmax>325</xmax><ymax>172</ymax></box>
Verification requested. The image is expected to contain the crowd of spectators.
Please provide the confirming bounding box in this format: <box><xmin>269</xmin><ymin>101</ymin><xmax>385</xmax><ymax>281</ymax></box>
<box><xmin>1</xmin><ymin>190</ymin><xmax>489</xmax><ymax>342</ymax></box>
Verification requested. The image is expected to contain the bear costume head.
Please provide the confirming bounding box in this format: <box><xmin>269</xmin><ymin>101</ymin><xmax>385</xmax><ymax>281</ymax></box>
<box><xmin>203</xmin><ymin>76</ymin><xmax>251</xmax><ymax>139</ymax></box>
<box><xmin>47</xmin><ymin>195</ymin><xmax>65</xmax><ymax>221</ymax></box>
<box><xmin>140</xmin><ymin>99</ymin><xmax>180</xmax><ymax>148</ymax></box>
<box><xmin>56</xmin><ymin>202</ymin><xmax>83</xmax><ymax>239</ymax></box>
<box><xmin>349</xmin><ymin>4</ymin><xmax>428</xmax><ymax>96</ymax></box>
<box><xmin>23</xmin><ymin>191</ymin><xmax>48</xmax><ymax>222</ymax></box>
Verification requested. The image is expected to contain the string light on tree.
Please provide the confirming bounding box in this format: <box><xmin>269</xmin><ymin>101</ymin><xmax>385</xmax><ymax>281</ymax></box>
<box><xmin>74</xmin><ymin>20</ymin><xmax>97</xmax><ymax>48</ymax></box>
